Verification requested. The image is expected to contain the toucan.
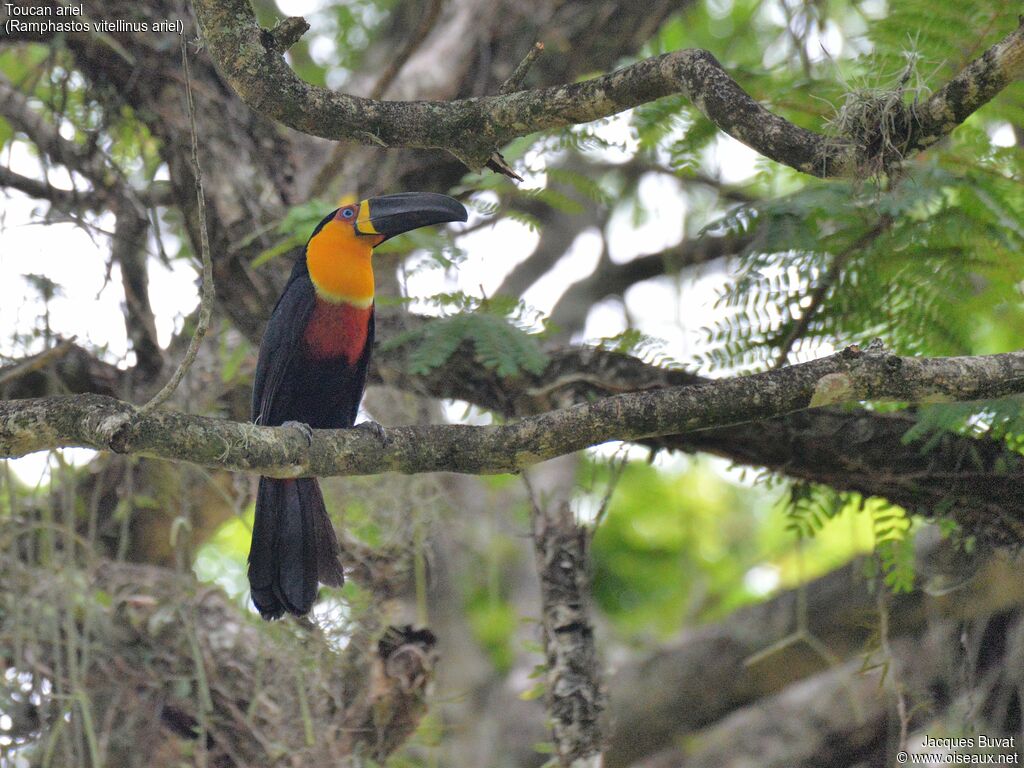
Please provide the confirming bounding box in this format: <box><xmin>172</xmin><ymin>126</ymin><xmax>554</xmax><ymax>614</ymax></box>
<box><xmin>249</xmin><ymin>192</ymin><xmax>468</xmax><ymax>619</ymax></box>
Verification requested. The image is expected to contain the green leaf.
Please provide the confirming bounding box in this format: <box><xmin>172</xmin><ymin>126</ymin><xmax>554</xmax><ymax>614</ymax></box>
<box><xmin>519</xmin><ymin>683</ymin><xmax>546</xmax><ymax>702</ymax></box>
<box><xmin>382</xmin><ymin>311</ymin><xmax>548</xmax><ymax>379</ymax></box>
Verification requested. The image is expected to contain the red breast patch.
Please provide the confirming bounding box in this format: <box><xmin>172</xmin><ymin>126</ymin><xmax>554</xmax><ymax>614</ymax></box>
<box><xmin>302</xmin><ymin>299</ymin><xmax>372</xmax><ymax>363</ymax></box>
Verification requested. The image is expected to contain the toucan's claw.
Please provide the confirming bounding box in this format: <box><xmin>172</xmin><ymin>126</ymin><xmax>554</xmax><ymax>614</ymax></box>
<box><xmin>282</xmin><ymin>420</ymin><xmax>315</xmax><ymax>447</ymax></box>
<box><xmin>355</xmin><ymin>419</ymin><xmax>389</xmax><ymax>446</ymax></box>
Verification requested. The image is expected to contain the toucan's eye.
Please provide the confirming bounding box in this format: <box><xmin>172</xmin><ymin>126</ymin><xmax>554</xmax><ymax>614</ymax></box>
<box><xmin>341</xmin><ymin>207</ymin><xmax>355</xmax><ymax>219</ymax></box>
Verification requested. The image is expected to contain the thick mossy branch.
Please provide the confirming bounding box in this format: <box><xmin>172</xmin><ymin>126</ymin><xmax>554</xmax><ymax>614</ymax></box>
<box><xmin>191</xmin><ymin>0</ymin><xmax>1024</xmax><ymax>176</ymax></box>
<box><xmin>5</xmin><ymin>344</ymin><xmax>1024</xmax><ymax>476</ymax></box>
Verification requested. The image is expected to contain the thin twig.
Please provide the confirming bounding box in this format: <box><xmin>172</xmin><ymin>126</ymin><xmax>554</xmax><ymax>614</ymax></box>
<box><xmin>370</xmin><ymin>0</ymin><xmax>444</xmax><ymax>100</ymax></box>
<box><xmin>499</xmin><ymin>41</ymin><xmax>545</xmax><ymax>95</ymax></box>
<box><xmin>139</xmin><ymin>36</ymin><xmax>215</xmax><ymax>414</ymax></box>
<box><xmin>773</xmin><ymin>257</ymin><xmax>849</xmax><ymax>368</ymax></box>
<box><xmin>591</xmin><ymin>446</ymin><xmax>629</xmax><ymax>531</ymax></box>
<box><xmin>261</xmin><ymin>16</ymin><xmax>309</xmax><ymax>53</ymax></box>
<box><xmin>877</xmin><ymin>585</ymin><xmax>910</xmax><ymax>753</ymax></box>
<box><xmin>485</xmin><ymin>43</ymin><xmax>546</xmax><ymax>184</ymax></box>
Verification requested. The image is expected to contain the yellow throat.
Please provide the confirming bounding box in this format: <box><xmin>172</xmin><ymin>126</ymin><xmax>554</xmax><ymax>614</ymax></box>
<box><xmin>306</xmin><ymin>218</ymin><xmax>375</xmax><ymax>307</ymax></box>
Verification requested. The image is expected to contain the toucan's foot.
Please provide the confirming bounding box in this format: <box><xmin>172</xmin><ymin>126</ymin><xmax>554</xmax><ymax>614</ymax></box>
<box><xmin>282</xmin><ymin>420</ymin><xmax>314</xmax><ymax>446</ymax></box>
<box><xmin>356</xmin><ymin>420</ymin><xmax>389</xmax><ymax>445</ymax></box>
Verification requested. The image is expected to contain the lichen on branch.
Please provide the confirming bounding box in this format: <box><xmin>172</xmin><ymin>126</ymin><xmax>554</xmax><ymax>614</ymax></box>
<box><xmin>190</xmin><ymin>0</ymin><xmax>1024</xmax><ymax>176</ymax></box>
<box><xmin>5</xmin><ymin>343</ymin><xmax>1024</xmax><ymax>477</ymax></box>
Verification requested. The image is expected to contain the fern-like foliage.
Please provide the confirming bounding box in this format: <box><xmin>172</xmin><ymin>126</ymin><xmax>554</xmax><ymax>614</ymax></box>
<box><xmin>381</xmin><ymin>293</ymin><xmax>548</xmax><ymax>379</ymax></box>
<box><xmin>697</xmin><ymin>152</ymin><xmax>1024</xmax><ymax>372</ymax></box>
<box><xmin>608</xmin><ymin>0</ymin><xmax>1024</xmax><ymax>378</ymax></box>
<box><xmin>874</xmin><ymin>537</ymin><xmax>916</xmax><ymax>594</ymax></box>
<box><xmin>902</xmin><ymin>397</ymin><xmax>1024</xmax><ymax>457</ymax></box>
<box><xmin>782</xmin><ymin>482</ymin><xmax>847</xmax><ymax>539</ymax></box>
<box><xmin>783</xmin><ymin>483</ymin><xmax>916</xmax><ymax>592</ymax></box>
<box><xmin>594</xmin><ymin>329</ymin><xmax>687</xmax><ymax>370</ymax></box>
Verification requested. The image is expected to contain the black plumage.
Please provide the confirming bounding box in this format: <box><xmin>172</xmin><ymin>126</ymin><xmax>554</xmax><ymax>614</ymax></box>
<box><xmin>246</xmin><ymin>193</ymin><xmax>467</xmax><ymax>619</ymax></box>
<box><xmin>249</xmin><ymin>243</ymin><xmax>373</xmax><ymax>619</ymax></box>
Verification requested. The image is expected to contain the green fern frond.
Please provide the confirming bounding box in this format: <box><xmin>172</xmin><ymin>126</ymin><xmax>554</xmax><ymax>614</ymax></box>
<box><xmin>594</xmin><ymin>329</ymin><xmax>686</xmax><ymax>370</ymax></box>
<box><xmin>699</xmin><ymin>155</ymin><xmax>1024</xmax><ymax>372</ymax></box>
<box><xmin>902</xmin><ymin>397</ymin><xmax>1024</xmax><ymax>451</ymax></box>
<box><xmin>382</xmin><ymin>312</ymin><xmax>548</xmax><ymax>379</ymax></box>
<box><xmin>875</xmin><ymin>536</ymin><xmax>916</xmax><ymax>593</ymax></box>
<box><xmin>782</xmin><ymin>483</ymin><xmax>846</xmax><ymax>539</ymax></box>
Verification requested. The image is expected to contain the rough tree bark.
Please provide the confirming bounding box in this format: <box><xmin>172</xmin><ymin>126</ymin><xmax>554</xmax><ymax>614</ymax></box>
<box><xmin>7</xmin><ymin>344</ymin><xmax>1024</xmax><ymax>496</ymax></box>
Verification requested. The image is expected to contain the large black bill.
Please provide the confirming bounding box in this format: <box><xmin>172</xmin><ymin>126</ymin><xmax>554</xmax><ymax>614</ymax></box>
<box><xmin>358</xmin><ymin>192</ymin><xmax>468</xmax><ymax>240</ymax></box>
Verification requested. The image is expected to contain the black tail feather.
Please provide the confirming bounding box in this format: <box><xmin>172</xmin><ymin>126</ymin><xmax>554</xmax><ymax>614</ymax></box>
<box><xmin>248</xmin><ymin>477</ymin><xmax>344</xmax><ymax>619</ymax></box>
<box><xmin>305</xmin><ymin>479</ymin><xmax>345</xmax><ymax>588</ymax></box>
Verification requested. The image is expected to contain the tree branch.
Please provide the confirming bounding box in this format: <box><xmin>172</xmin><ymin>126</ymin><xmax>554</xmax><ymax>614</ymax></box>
<box><xmin>371</xmin><ymin>321</ymin><xmax>1024</xmax><ymax>544</ymax></box>
<box><xmin>369</xmin><ymin>0</ymin><xmax>444</xmax><ymax>100</ymax></box>
<box><xmin>638</xmin><ymin>641</ymin><xmax>933</xmax><ymax>768</ymax></box>
<box><xmin>191</xmin><ymin>0</ymin><xmax>1024</xmax><ymax>175</ymax></box>
<box><xmin>6</xmin><ymin>344</ymin><xmax>1024</xmax><ymax>481</ymax></box>
<box><xmin>0</xmin><ymin>163</ymin><xmax>173</xmax><ymax>210</ymax></box>
<box><xmin>526</xmin><ymin>484</ymin><xmax>604</xmax><ymax>766</ymax></box>
<box><xmin>7</xmin><ymin>306</ymin><xmax>1024</xmax><ymax>549</ymax></box>
<box><xmin>0</xmin><ymin>338</ymin><xmax>122</xmax><ymax>399</ymax></box>
<box><xmin>494</xmin><ymin>197</ymin><xmax>607</xmax><ymax>302</ymax></box>
<box><xmin>313</xmin><ymin>0</ymin><xmax>681</xmax><ymax>196</ymax></box>
<box><xmin>111</xmin><ymin>202</ymin><xmax>163</xmax><ymax>381</ymax></box>
<box><xmin>0</xmin><ymin>337</ymin><xmax>79</xmax><ymax>388</ymax></box>
<box><xmin>548</xmin><ymin>231</ymin><xmax>749</xmax><ymax>333</ymax></box>
<box><xmin>666</xmin><ymin>408</ymin><xmax>1024</xmax><ymax>548</ymax></box>
<box><xmin>0</xmin><ymin>165</ymin><xmax>103</xmax><ymax>210</ymax></box>
<box><xmin>0</xmin><ymin>71</ymin><xmax>114</xmax><ymax>186</ymax></box>
<box><xmin>7</xmin><ymin>328</ymin><xmax>1023</xmax><ymax>549</ymax></box>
